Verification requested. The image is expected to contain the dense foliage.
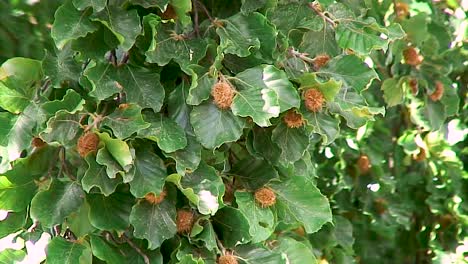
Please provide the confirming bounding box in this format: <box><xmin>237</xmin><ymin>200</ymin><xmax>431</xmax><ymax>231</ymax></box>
<box><xmin>0</xmin><ymin>0</ymin><xmax>467</xmax><ymax>263</ymax></box>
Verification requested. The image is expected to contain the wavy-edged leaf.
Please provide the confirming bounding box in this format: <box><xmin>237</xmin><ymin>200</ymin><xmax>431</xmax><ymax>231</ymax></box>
<box><xmin>272</xmin><ymin>122</ymin><xmax>310</xmax><ymax>164</ymax></box>
<box><xmin>73</xmin><ymin>0</ymin><xmax>106</xmax><ymax>11</ymax></box>
<box><xmin>84</xmin><ymin>62</ymin><xmax>120</xmax><ymax>100</ymax></box>
<box><xmin>139</xmin><ymin>113</ymin><xmax>187</xmax><ymax>153</ymax></box>
<box><xmin>97</xmin><ymin>132</ymin><xmax>133</xmax><ymax>171</ymax></box>
<box><xmin>302</xmin><ymin>110</ymin><xmax>340</xmax><ymax>145</ymax></box>
<box><xmin>167</xmin><ymin>162</ymin><xmax>224</xmax><ymax>215</ymax></box>
<box><xmin>129</xmin><ymin>146</ymin><xmax>166</xmax><ymax>197</ymax></box>
<box><xmin>30</xmin><ymin>180</ymin><xmax>84</xmax><ymax>228</ymax></box>
<box><xmin>51</xmin><ymin>1</ymin><xmax>98</xmax><ymax>49</ymax></box>
<box><xmin>41</xmin><ymin>90</ymin><xmax>84</xmax><ymax>116</ymax></box>
<box><xmin>0</xmin><ymin>164</ymin><xmax>37</xmax><ymax>212</ymax></box>
<box><xmin>130</xmin><ymin>199</ymin><xmax>177</xmax><ymax>250</ymax></box>
<box><xmin>42</xmin><ymin>46</ymin><xmax>81</xmax><ymax>88</ymax></box>
<box><xmin>87</xmin><ymin>192</ymin><xmax>133</xmax><ymax>231</ymax></box>
<box><xmin>91</xmin><ymin>5</ymin><xmax>141</xmax><ymax>51</ymax></box>
<box><xmin>101</xmin><ymin>104</ymin><xmax>150</xmax><ymax>139</ymax></box>
<box><xmin>190</xmin><ymin>101</ymin><xmax>245</xmax><ymax>149</ymax></box>
<box><xmin>82</xmin><ymin>155</ymin><xmax>122</xmax><ymax>196</ymax></box>
<box><xmin>212</xmin><ymin>207</ymin><xmax>251</xmax><ymax>248</ymax></box>
<box><xmin>164</xmin><ymin>135</ymin><xmax>202</xmax><ymax>176</ymax></box>
<box><xmin>231</xmin><ymin>65</ymin><xmax>299</xmax><ymax>126</ymax></box>
<box><xmin>235</xmin><ymin>191</ymin><xmax>275</xmax><ymax>243</ymax></box>
<box><xmin>270</xmin><ymin>176</ymin><xmax>332</xmax><ymax>234</ymax></box>
<box><xmin>90</xmin><ymin>235</ymin><xmax>126</xmax><ymax>264</ymax></box>
<box><xmin>46</xmin><ymin>237</ymin><xmax>90</xmax><ymax>264</ymax></box>
<box><xmin>276</xmin><ymin>237</ymin><xmax>317</xmax><ymax>264</ymax></box>
<box><xmin>318</xmin><ymin>55</ymin><xmax>378</xmax><ymax>93</ymax></box>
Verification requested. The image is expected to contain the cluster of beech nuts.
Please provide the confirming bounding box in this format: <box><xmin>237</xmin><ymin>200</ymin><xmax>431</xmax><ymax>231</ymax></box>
<box><xmin>77</xmin><ymin>132</ymin><xmax>100</xmax><ymax>157</ymax></box>
<box><xmin>211</xmin><ymin>80</ymin><xmax>235</xmax><ymax>110</ymax></box>
<box><xmin>254</xmin><ymin>187</ymin><xmax>277</xmax><ymax>207</ymax></box>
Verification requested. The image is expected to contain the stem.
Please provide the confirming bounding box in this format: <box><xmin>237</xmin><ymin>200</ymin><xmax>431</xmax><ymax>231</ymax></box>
<box><xmin>122</xmin><ymin>234</ymin><xmax>150</xmax><ymax>264</ymax></box>
<box><xmin>307</xmin><ymin>2</ymin><xmax>336</xmax><ymax>28</ymax></box>
<box><xmin>288</xmin><ymin>48</ymin><xmax>315</xmax><ymax>64</ymax></box>
<box><xmin>195</xmin><ymin>0</ymin><xmax>214</xmax><ymax>22</ymax></box>
<box><xmin>215</xmin><ymin>235</ymin><xmax>226</xmax><ymax>255</ymax></box>
<box><xmin>192</xmin><ymin>0</ymin><xmax>200</xmax><ymax>37</ymax></box>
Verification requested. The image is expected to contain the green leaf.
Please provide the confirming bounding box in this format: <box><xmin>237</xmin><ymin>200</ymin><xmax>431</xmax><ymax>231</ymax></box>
<box><xmin>145</xmin><ymin>22</ymin><xmax>208</xmax><ymax>73</ymax></box>
<box><xmin>51</xmin><ymin>1</ymin><xmax>98</xmax><ymax>49</ymax></box>
<box><xmin>270</xmin><ymin>176</ymin><xmax>332</xmax><ymax>233</ymax></box>
<box><xmin>90</xmin><ymin>235</ymin><xmax>126</xmax><ymax>264</ymax></box>
<box><xmin>190</xmin><ymin>217</ymin><xmax>218</xmax><ymax>252</ymax></box>
<box><xmin>130</xmin><ymin>199</ymin><xmax>177</xmax><ymax>250</ymax></box>
<box><xmin>42</xmin><ymin>46</ymin><xmax>81</xmax><ymax>88</ymax></box>
<box><xmin>164</xmin><ymin>135</ymin><xmax>202</xmax><ymax>176</ymax></box>
<box><xmin>30</xmin><ymin>180</ymin><xmax>84</xmax><ymax>228</ymax></box>
<box><xmin>73</xmin><ymin>0</ymin><xmax>106</xmax><ymax>11</ymax></box>
<box><xmin>276</xmin><ymin>237</ymin><xmax>317</xmax><ymax>264</ymax></box>
<box><xmin>131</xmin><ymin>0</ymin><xmax>168</xmax><ymax>9</ymax></box>
<box><xmin>232</xmin><ymin>157</ymin><xmax>279</xmax><ymax>190</ymax></box>
<box><xmin>216</xmin><ymin>12</ymin><xmax>276</xmax><ymax>61</ymax></box>
<box><xmin>319</xmin><ymin>55</ymin><xmax>378</xmax><ymax>93</ymax></box>
<box><xmin>84</xmin><ymin>62</ymin><xmax>120</xmax><ymax>100</ymax></box>
<box><xmin>298</xmin><ymin>73</ymin><xmax>342</xmax><ymax>102</ymax></box>
<box><xmin>102</xmin><ymin>104</ymin><xmax>150</xmax><ymax>139</ymax></box>
<box><xmin>117</xmin><ymin>65</ymin><xmax>165</xmax><ymax>112</ymax></box>
<box><xmin>186</xmin><ymin>66</ymin><xmax>216</xmax><ymax>106</ymax></box>
<box><xmin>0</xmin><ymin>164</ymin><xmax>37</xmax><ymax>212</ymax></box>
<box><xmin>139</xmin><ymin>113</ymin><xmax>187</xmax><ymax>153</ymax></box>
<box><xmin>235</xmin><ymin>244</ymin><xmax>283</xmax><ymax>263</ymax></box>
<box><xmin>96</xmin><ymin>147</ymin><xmax>127</xmax><ymax>178</ymax></box>
<box><xmin>40</xmin><ymin>110</ymin><xmax>81</xmax><ymax>147</ymax></box>
<box><xmin>168</xmin><ymin>81</ymin><xmax>192</xmax><ymax>130</ymax></box>
<box><xmin>97</xmin><ymin>132</ymin><xmax>133</xmax><ymax>171</ymax></box>
<box><xmin>170</xmin><ymin>0</ymin><xmax>192</xmax><ymax>27</ymax></box>
<box><xmin>190</xmin><ymin>101</ymin><xmax>245</xmax><ymax>149</ymax></box>
<box><xmin>381</xmin><ymin>78</ymin><xmax>404</xmax><ymax>107</ymax></box>
<box><xmin>336</xmin><ymin>17</ymin><xmax>389</xmax><ymax>55</ymax></box>
<box><xmin>46</xmin><ymin>237</ymin><xmax>90</xmax><ymax>264</ymax></box>
<box><xmin>212</xmin><ymin>207</ymin><xmax>252</xmax><ymax>248</ymax></box>
<box><xmin>241</xmin><ymin>0</ymin><xmax>267</xmax><ymax>13</ymax></box>
<box><xmin>400</xmin><ymin>13</ymin><xmax>429</xmax><ymax>45</ymax></box>
<box><xmin>87</xmin><ymin>192</ymin><xmax>133</xmax><ymax>231</ymax></box>
<box><xmin>235</xmin><ymin>191</ymin><xmax>275</xmax><ymax>243</ymax></box>
<box><xmin>267</xmin><ymin>2</ymin><xmax>321</xmax><ymax>35</ymax></box>
<box><xmin>0</xmin><ymin>210</ymin><xmax>27</xmax><ymax>239</ymax></box>
<box><xmin>91</xmin><ymin>5</ymin><xmax>142</xmax><ymax>51</ymax></box>
<box><xmin>302</xmin><ymin>111</ymin><xmax>340</xmax><ymax>145</ymax></box>
<box><xmin>41</xmin><ymin>90</ymin><xmax>85</xmax><ymax>116</ymax></box>
<box><xmin>82</xmin><ymin>155</ymin><xmax>122</xmax><ymax>196</ymax></box>
<box><xmin>0</xmin><ymin>82</ymin><xmax>31</xmax><ymax>114</ymax></box>
<box><xmin>328</xmin><ymin>88</ymin><xmax>385</xmax><ymax>129</ymax></box>
<box><xmin>231</xmin><ymin>65</ymin><xmax>300</xmax><ymax>126</ymax></box>
<box><xmin>71</xmin><ymin>26</ymin><xmax>119</xmax><ymax>60</ymax></box>
<box><xmin>167</xmin><ymin>162</ymin><xmax>224</xmax><ymax>215</ymax></box>
<box><xmin>272</xmin><ymin>122</ymin><xmax>310</xmax><ymax>164</ymax></box>
<box><xmin>128</xmin><ymin>146</ymin><xmax>167</xmax><ymax>198</ymax></box>
<box><xmin>0</xmin><ymin>249</ymin><xmax>26</xmax><ymax>263</ymax></box>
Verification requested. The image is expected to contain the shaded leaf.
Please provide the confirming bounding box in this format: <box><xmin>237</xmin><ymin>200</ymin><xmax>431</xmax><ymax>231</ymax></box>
<box><xmin>102</xmin><ymin>104</ymin><xmax>150</xmax><ymax>139</ymax></box>
<box><xmin>129</xmin><ymin>146</ymin><xmax>167</xmax><ymax>197</ymax></box>
<box><xmin>87</xmin><ymin>192</ymin><xmax>133</xmax><ymax>231</ymax></box>
<box><xmin>212</xmin><ymin>207</ymin><xmax>251</xmax><ymax>248</ymax></box>
<box><xmin>82</xmin><ymin>155</ymin><xmax>122</xmax><ymax>196</ymax></box>
<box><xmin>46</xmin><ymin>237</ymin><xmax>90</xmax><ymax>264</ymax></box>
<box><xmin>139</xmin><ymin>113</ymin><xmax>187</xmax><ymax>153</ymax></box>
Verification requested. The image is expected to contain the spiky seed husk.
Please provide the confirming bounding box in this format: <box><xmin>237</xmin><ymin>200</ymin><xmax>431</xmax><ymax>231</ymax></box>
<box><xmin>218</xmin><ymin>255</ymin><xmax>238</xmax><ymax>264</ymax></box>
<box><xmin>357</xmin><ymin>155</ymin><xmax>371</xmax><ymax>174</ymax></box>
<box><xmin>176</xmin><ymin>210</ymin><xmax>194</xmax><ymax>233</ymax></box>
<box><xmin>303</xmin><ymin>88</ymin><xmax>325</xmax><ymax>112</ymax></box>
<box><xmin>414</xmin><ymin>148</ymin><xmax>426</xmax><ymax>161</ymax></box>
<box><xmin>429</xmin><ymin>81</ymin><xmax>444</xmax><ymax>101</ymax></box>
<box><xmin>144</xmin><ymin>190</ymin><xmax>167</xmax><ymax>205</ymax></box>
<box><xmin>395</xmin><ymin>2</ymin><xmax>409</xmax><ymax>18</ymax></box>
<box><xmin>313</xmin><ymin>54</ymin><xmax>330</xmax><ymax>70</ymax></box>
<box><xmin>211</xmin><ymin>81</ymin><xmax>235</xmax><ymax>109</ymax></box>
<box><xmin>254</xmin><ymin>187</ymin><xmax>276</xmax><ymax>208</ymax></box>
<box><xmin>283</xmin><ymin>110</ymin><xmax>304</xmax><ymax>128</ymax></box>
<box><xmin>161</xmin><ymin>4</ymin><xmax>177</xmax><ymax>20</ymax></box>
<box><xmin>409</xmin><ymin>79</ymin><xmax>418</xmax><ymax>95</ymax></box>
<box><xmin>77</xmin><ymin>132</ymin><xmax>99</xmax><ymax>157</ymax></box>
<box><xmin>403</xmin><ymin>47</ymin><xmax>423</xmax><ymax>66</ymax></box>
<box><xmin>32</xmin><ymin>137</ymin><xmax>46</xmax><ymax>148</ymax></box>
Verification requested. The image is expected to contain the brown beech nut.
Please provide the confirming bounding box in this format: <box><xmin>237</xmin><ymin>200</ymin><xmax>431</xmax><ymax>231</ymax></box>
<box><xmin>283</xmin><ymin>109</ymin><xmax>304</xmax><ymax>128</ymax></box>
<box><xmin>357</xmin><ymin>155</ymin><xmax>371</xmax><ymax>174</ymax></box>
<box><xmin>374</xmin><ymin>198</ymin><xmax>388</xmax><ymax>215</ymax></box>
<box><xmin>144</xmin><ymin>190</ymin><xmax>167</xmax><ymax>205</ymax></box>
<box><xmin>313</xmin><ymin>54</ymin><xmax>330</xmax><ymax>70</ymax></box>
<box><xmin>429</xmin><ymin>81</ymin><xmax>444</xmax><ymax>101</ymax></box>
<box><xmin>176</xmin><ymin>209</ymin><xmax>194</xmax><ymax>233</ymax></box>
<box><xmin>403</xmin><ymin>47</ymin><xmax>423</xmax><ymax>66</ymax></box>
<box><xmin>395</xmin><ymin>2</ymin><xmax>409</xmax><ymax>18</ymax></box>
<box><xmin>211</xmin><ymin>81</ymin><xmax>235</xmax><ymax>110</ymax></box>
<box><xmin>254</xmin><ymin>187</ymin><xmax>276</xmax><ymax>208</ymax></box>
<box><xmin>409</xmin><ymin>78</ymin><xmax>418</xmax><ymax>95</ymax></box>
<box><xmin>217</xmin><ymin>255</ymin><xmax>238</xmax><ymax>264</ymax></box>
<box><xmin>77</xmin><ymin>132</ymin><xmax>100</xmax><ymax>157</ymax></box>
<box><xmin>303</xmin><ymin>88</ymin><xmax>325</xmax><ymax>112</ymax></box>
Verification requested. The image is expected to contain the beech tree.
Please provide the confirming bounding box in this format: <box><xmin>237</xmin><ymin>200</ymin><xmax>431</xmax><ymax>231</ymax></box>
<box><xmin>0</xmin><ymin>0</ymin><xmax>466</xmax><ymax>263</ymax></box>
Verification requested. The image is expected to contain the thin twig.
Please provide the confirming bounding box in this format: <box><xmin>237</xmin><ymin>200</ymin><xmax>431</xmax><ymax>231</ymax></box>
<box><xmin>215</xmin><ymin>235</ymin><xmax>226</xmax><ymax>255</ymax></box>
<box><xmin>308</xmin><ymin>2</ymin><xmax>336</xmax><ymax>28</ymax></box>
<box><xmin>288</xmin><ymin>48</ymin><xmax>315</xmax><ymax>64</ymax></box>
<box><xmin>122</xmin><ymin>234</ymin><xmax>150</xmax><ymax>264</ymax></box>
<box><xmin>195</xmin><ymin>0</ymin><xmax>214</xmax><ymax>22</ymax></box>
<box><xmin>192</xmin><ymin>0</ymin><xmax>200</xmax><ymax>37</ymax></box>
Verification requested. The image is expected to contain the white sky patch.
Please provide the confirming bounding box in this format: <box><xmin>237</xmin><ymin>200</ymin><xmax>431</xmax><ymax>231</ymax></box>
<box><xmin>19</xmin><ymin>233</ymin><xmax>50</xmax><ymax>264</ymax></box>
<box><xmin>0</xmin><ymin>210</ymin><xmax>8</xmax><ymax>221</ymax></box>
<box><xmin>198</xmin><ymin>190</ymin><xmax>219</xmax><ymax>215</ymax></box>
<box><xmin>346</xmin><ymin>138</ymin><xmax>359</xmax><ymax>150</ymax></box>
<box><xmin>364</xmin><ymin>57</ymin><xmax>374</xmax><ymax>68</ymax></box>
<box><xmin>324</xmin><ymin>147</ymin><xmax>334</xmax><ymax>158</ymax></box>
<box><xmin>447</xmin><ymin>119</ymin><xmax>467</xmax><ymax>145</ymax></box>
